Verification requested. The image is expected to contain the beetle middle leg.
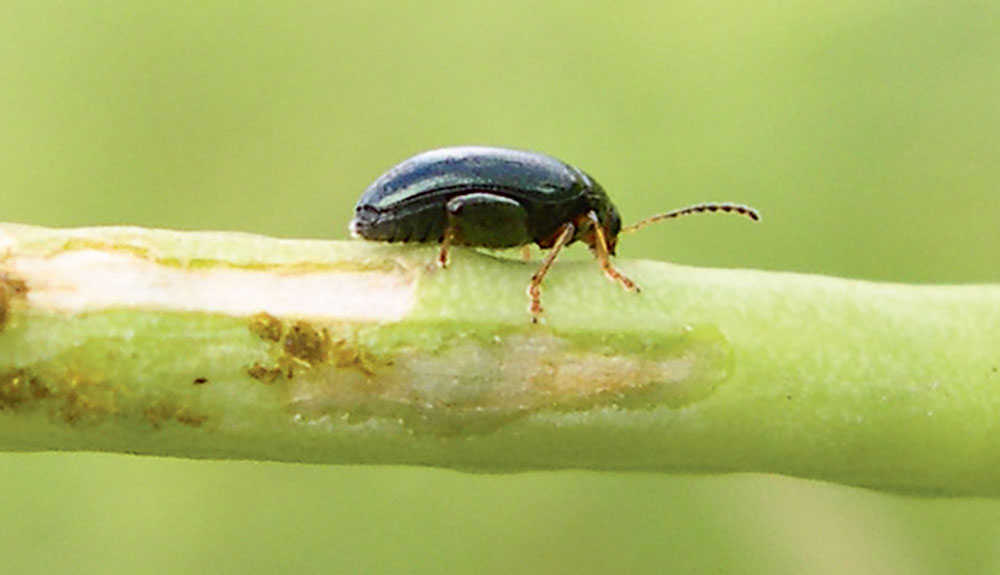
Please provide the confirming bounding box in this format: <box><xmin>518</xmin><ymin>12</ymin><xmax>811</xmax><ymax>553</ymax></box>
<box><xmin>528</xmin><ymin>222</ymin><xmax>575</xmax><ymax>323</ymax></box>
<box><xmin>438</xmin><ymin>193</ymin><xmax>533</xmax><ymax>267</ymax></box>
<box><xmin>583</xmin><ymin>210</ymin><xmax>639</xmax><ymax>293</ymax></box>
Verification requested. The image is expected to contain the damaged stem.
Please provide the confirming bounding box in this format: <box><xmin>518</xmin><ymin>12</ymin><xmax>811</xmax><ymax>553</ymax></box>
<box><xmin>2</xmin><ymin>223</ymin><xmax>1000</xmax><ymax>497</ymax></box>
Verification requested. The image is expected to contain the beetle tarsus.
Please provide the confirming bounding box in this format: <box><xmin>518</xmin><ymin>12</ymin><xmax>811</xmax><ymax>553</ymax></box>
<box><xmin>598</xmin><ymin>260</ymin><xmax>639</xmax><ymax>292</ymax></box>
<box><xmin>604</xmin><ymin>266</ymin><xmax>639</xmax><ymax>292</ymax></box>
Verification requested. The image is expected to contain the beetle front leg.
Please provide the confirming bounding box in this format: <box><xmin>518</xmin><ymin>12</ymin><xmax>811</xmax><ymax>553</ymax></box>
<box><xmin>583</xmin><ymin>211</ymin><xmax>640</xmax><ymax>293</ymax></box>
<box><xmin>528</xmin><ymin>222</ymin><xmax>575</xmax><ymax>323</ymax></box>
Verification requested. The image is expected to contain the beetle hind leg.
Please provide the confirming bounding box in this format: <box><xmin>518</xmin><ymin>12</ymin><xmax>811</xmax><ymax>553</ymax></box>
<box><xmin>437</xmin><ymin>227</ymin><xmax>454</xmax><ymax>268</ymax></box>
<box><xmin>583</xmin><ymin>211</ymin><xmax>640</xmax><ymax>293</ymax></box>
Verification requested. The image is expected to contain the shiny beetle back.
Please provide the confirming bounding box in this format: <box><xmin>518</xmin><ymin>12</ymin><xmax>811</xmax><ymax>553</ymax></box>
<box><xmin>351</xmin><ymin>146</ymin><xmax>602</xmax><ymax>246</ymax></box>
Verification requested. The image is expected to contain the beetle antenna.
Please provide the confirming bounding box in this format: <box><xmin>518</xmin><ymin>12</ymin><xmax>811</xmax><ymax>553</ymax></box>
<box><xmin>621</xmin><ymin>202</ymin><xmax>760</xmax><ymax>234</ymax></box>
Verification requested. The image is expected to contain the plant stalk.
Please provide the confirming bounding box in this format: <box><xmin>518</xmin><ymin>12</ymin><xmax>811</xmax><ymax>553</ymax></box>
<box><xmin>1</xmin><ymin>223</ymin><xmax>999</xmax><ymax>497</ymax></box>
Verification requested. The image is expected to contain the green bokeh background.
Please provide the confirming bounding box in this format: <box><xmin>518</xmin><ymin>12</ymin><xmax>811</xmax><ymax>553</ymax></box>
<box><xmin>3</xmin><ymin>2</ymin><xmax>1000</xmax><ymax>573</ymax></box>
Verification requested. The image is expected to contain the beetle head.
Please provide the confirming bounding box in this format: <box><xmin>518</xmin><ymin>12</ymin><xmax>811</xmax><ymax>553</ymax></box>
<box><xmin>579</xmin><ymin>179</ymin><xmax>623</xmax><ymax>256</ymax></box>
<box><xmin>602</xmin><ymin>205</ymin><xmax>622</xmax><ymax>255</ymax></box>
<box><xmin>577</xmin><ymin>202</ymin><xmax>622</xmax><ymax>256</ymax></box>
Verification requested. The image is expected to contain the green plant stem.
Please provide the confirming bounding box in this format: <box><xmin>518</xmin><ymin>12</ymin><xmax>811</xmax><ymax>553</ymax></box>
<box><xmin>1</xmin><ymin>223</ymin><xmax>999</xmax><ymax>496</ymax></box>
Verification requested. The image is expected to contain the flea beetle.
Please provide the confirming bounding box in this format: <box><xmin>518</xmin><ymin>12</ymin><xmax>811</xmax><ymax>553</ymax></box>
<box><xmin>350</xmin><ymin>146</ymin><xmax>760</xmax><ymax>322</ymax></box>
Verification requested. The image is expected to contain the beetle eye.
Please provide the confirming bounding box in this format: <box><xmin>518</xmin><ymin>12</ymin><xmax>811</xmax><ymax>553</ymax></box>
<box><xmin>608</xmin><ymin>209</ymin><xmax>622</xmax><ymax>238</ymax></box>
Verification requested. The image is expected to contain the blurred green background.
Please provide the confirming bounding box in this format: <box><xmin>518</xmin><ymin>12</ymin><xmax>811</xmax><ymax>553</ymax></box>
<box><xmin>3</xmin><ymin>1</ymin><xmax>1000</xmax><ymax>573</ymax></box>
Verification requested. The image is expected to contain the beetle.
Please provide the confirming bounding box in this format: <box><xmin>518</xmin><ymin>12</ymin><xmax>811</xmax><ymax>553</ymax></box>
<box><xmin>350</xmin><ymin>146</ymin><xmax>759</xmax><ymax>322</ymax></box>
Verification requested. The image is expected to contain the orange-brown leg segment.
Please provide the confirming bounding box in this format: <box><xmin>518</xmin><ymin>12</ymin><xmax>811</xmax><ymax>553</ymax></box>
<box><xmin>527</xmin><ymin>222</ymin><xmax>575</xmax><ymax>323</ymax></box>
<box><xmin>585</xmin><ymin>211</ymin><xmax>639</xmax><ymax>293</ymax></box>
<box><xmin>520</xmin><ymin>245</ymin><xmax>532</xmax><ymax>262</ymax></box>
<box><xmin>437</xmin><ymin>226</ymin><xmax>455</xmax><ymax>268</ymax></box>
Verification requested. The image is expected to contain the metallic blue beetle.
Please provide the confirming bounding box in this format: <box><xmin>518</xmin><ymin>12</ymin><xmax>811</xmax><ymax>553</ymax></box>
<box><xmin>351</xmin><ymin>146</ymin><xmax>759</xmax><ymax>321</ymax></box>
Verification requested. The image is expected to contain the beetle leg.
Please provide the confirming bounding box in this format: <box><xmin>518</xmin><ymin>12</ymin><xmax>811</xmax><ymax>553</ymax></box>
<box><xmin>437</xmin><ymin>226</ymin><xmax>454</xmax><ymax>268</ymax></box>
<box><xmin>520</xmin><ymin>245</ymin><xmax>532</xmax><ymax>262</ymax></box>
<box><xmin>584</xmin><ymin>211</ymin><xmax>640</xmax><ymax>293</ymax></box>
<box><xmin>528</xmin><ymin>222</ymin><xmax>575</xmax><ymax>323</ymax></box>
